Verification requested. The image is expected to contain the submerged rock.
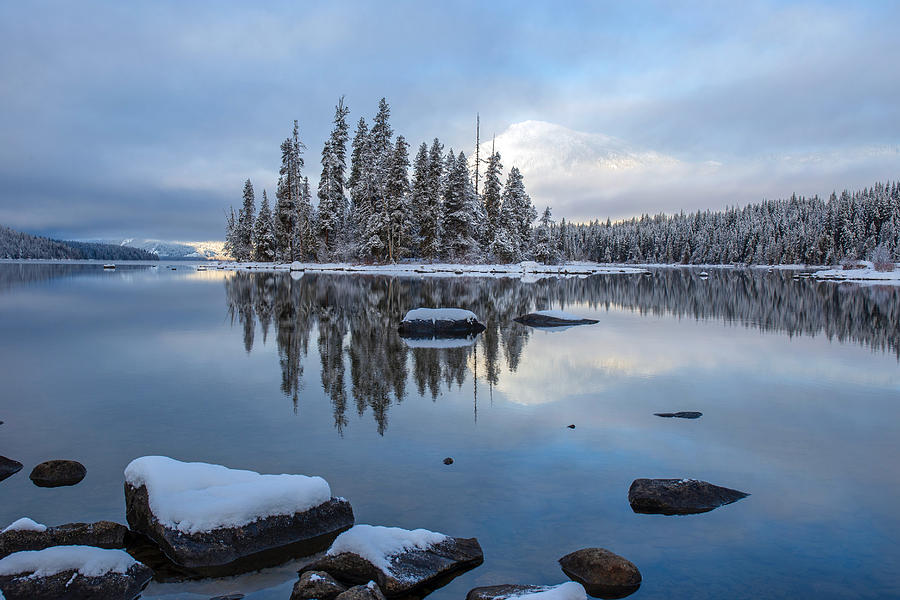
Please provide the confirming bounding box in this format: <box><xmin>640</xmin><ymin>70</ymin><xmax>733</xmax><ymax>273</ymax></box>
<box><xmin>303</xmin><ymin>524</ymin><xmax>484</xmax><ymax>597</ymax></box>
<box><xmin>291</xmin><ymin>570</ymin><xmax>347</xmax><ymax>600</ymax></box>
<box><xmin>559</xmin><ymin>548</ymin><xmax>641</xmax><ymax>598</ymax></box>
<box><xmin>398</xmin><ymin>308</ymin><xmax>486</xmax><ymax>338</ymax></box>
<box><xmin>467</xmin><ymin>582</ymin><xmax>586</xmax><ymax>600</ymax></box>
<box><xmin>0</xmin><ymin>545</ymin><xmax>152</xmax><ymax>600</ymax></box>
<box><xmin>29</xmin><ymin>460</ymin><xmax>86</xmax><ymax>487</ymax></box>
<box><xmin>628</xmin><ymin>478</ymin><xmax>749</xmax><ymax>515</ymax></box>
<box><xmin>443</xmin><ymin>458</ymin><xmax>454</xmax><ymax>465</ymax></box>
<box><xmin>514</xmin><ymin>311</ymin><xmax>598</xmax><ymax>327</ymax></box>
<box><xmin>0</xmin><ymin>520</ymin><xmax>128</xmax><ymax>559</ymax></box>
<box><xmin>0</xmin><ymin>457</ymin><xmax>22</xmax><ymax>483</ymax></box>
<box><xmin>336</xmin><ymin>582</ymin><xmax>387</xmax><ymax>600</ymax></box>
<box><xmin>124</xmin><ymin>456</ymin><xmax>354</xmax><ymax>574</ymax></box>
<box><xmin>567</xmin><ymin>424</ymin><xmax>576</xmax><ymax>429</ymax></box>
<box><xmin>653</xmin><ymin>412</ymin><xmax>702</xmax><ymax>419</ymax></box>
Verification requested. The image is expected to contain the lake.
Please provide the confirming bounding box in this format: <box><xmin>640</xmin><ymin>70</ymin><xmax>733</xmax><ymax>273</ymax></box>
<box><xmin>1</xmin><ymin>262</ymin><xmax>898</xmax><ymax>599</ymax></box>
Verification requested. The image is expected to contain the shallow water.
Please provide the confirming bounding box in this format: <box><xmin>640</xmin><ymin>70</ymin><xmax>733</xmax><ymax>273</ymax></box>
<box><xmin>1</xmin><ymin>263</ymin><xmax>899</xmax><ymax>599</ymax></box>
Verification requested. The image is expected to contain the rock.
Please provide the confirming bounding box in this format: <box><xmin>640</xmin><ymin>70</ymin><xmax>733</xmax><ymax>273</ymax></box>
<box><xmin>304</xmin><ymin>526</ymin><xmax>484</xmax><ymax>597</ymax></box>
<box><xmin>29</xmin><ymin>460</ymin><xmax>86</xmax><ymax>487</ymax></box>
<box><xmin>0</xmin><ymin>546</ymin><xmax>152</xmax><ymax>600</ymax></box>
<box><xmin>0</xmin><ymin>457</ymin><xmax>22</xmax><ymax>483</ymax></box>
<box><xmin>628</xmin><ymin>478</ymin><xmax>749</xmax><ymax>515</ymax></box>
<box><xmin>0</xmin><ymin>521</ymin><xmax>129</xmax><ymax>559</ymax></box>
<box><xmin>210</xmin><ymin>595</ymin><xmax>244</xmax><ymax>600</ymax></box>
<box><xmin>467</xmin><ymin>582</ymin><xmax>586</xmax><ymax>600</ymax></box>
<box><xmin>558</xmin><ymin>548</ymin><xmax>641</xmax><ymax>598</ymax></box>
<box><xmin>443</xmin><ymin>457</ymin><xmax>454</xmax><ymax>465</ymax></box>
<box><xmin>124</xmin><ymin>457</ymin><xmax>354</xmax><ymax>573</ymax></box>
<box><xmin>291</xmin><ymin>570</ymin><xmax>347</xmax><ymax>600</ymax></box>
<box><xmin>567</xmin><ymin>424</ymin><xmax>576</xmax><ymax>429</ymax></box>
<box><xmin>653</xmin><ymin>412</ymin><xmax>702</xmax><ymax>419</ymax></box>
<box><xmin>514</xmin><ymin>312</ymin><xmax>599</xmax><ymax>327</ymax></box>
<box><xmin>335</xmin><ymin>582</ymin><xmax>387</xmax><ymax>600</ymax></box>
<box><xmin>398</xmin><ymin>308</ymin><xmax>486</xmax><ymax>338</ymax></box>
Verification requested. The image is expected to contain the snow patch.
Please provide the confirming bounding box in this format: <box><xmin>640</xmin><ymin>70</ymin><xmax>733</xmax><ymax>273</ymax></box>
<box><xmin>401</xmin><ymin>336</ymin><xmax>477</xmax><ymax>349</ymax></box>
<box><xmin>505</xmin><ymin>582</ymin><xmax>586</xmax><ymax>600</ymax></box>
<box><xmin>402</xmin><ymin>308</ymin><xmax>478</xmax><ymax>323</ymax></box>
<box><xmin>0</xmin><ymin>546</ymin><xmax>137</xmax><ymax>578</ymax></box>
<box><xmin>326</xmin><ymin>525</ymin><xmax>448</xmax><ymax>573</ymax></box>
<box><xmin>124</xmin><ymin>456</ymin><xmax>332</xmax><ymax>534</ymax></box>
<box><xmin>2</xmin><ymin>518</ymin><xmax>47</xmax><ymax>534</ymax></box>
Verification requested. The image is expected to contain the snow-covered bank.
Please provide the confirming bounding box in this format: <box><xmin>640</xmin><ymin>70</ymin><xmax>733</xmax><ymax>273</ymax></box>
<box><xmin>812</xmin><ymin>262</ymin><xmax>900</xmax><ymax>285</ymax></box>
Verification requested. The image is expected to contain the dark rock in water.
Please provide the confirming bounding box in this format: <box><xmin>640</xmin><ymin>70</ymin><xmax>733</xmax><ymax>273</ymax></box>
<box><xmin>654</xmin><ymin>411</ymin><xmax>702</xmax><ymax>419</ymax></box>
<box><xmin>514</xmin><ymin>313</ymin><xmax>599</xmax><ymax>327</ymax></box>
<box><xmin>398</xmin><ymin>309</ymin><xmax>486</xmax><ymax>338</ymax></box>
<box><xmin>0</xmin><ymin>520</ymin><xmax>128</xmax><ymax>558</ymax></box>
<box><xmin>126</xmin><ymin>482</ymin><xmax>354</xmax><ymax>574</ymax></box>
<box><xmin>336</xmin><ymin>582</ymin><xmax>387</xmax><ymax>600</ymax></box>
<box><xmin>29</xmin><ymin>459</ymin><xmax>86</xmax><ymax>487</ymax></box>
<box><xmin>443</xmin><ymin>457</ymin><xmax>454</xmax><ymax>465</ymax></box>
<box><xmin>210</xmin><ymin>594</ymin><xmax>245</xmax><ymax>600</ymax></box>
<box><xmin>305</xmin><ymin>535</ymin><xmax>484</xmax><ymax>597</ymax></box>
<box><xmin>291</xmin><ymin>570</ymin><xmax>348</xmax><ymax>600</ymax></box>
<box><xmin>467</xmin><ymin>584</ymin><xmax>584</xmax><ymax>600</ymax></box>
<box><xmin>567</xmin><ymin>424</ymin><xmax>576</xmax><ymax>429</ymax></box>
<box><xmin>559</xmin><ymin>548</ymin><xmax>641</xmax><ymax>598</ymax></box>
<box><xmin>0</xmin><ymin>556</ymin><xmax>152</xmax><ymax>600</ymax></box>
<box><xmin>628</xmin><ymin>478</ymin><xmax>749</xmax><ymax>515</ymax></box>
<box><xmin>0</xmin><ymin>456</ymin><xmax>22</xmax><ymax>483</ymax></box>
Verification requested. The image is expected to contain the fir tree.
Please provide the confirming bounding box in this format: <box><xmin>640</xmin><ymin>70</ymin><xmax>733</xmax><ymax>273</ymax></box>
<box><xmin>482</xmin><ymin>151</ymin><xmax>503</xmax><ymax>256</ymax></box>
<box><xmin>275</xmin><ymin>120</ymin><xmax>305</xmax><ymax>261</ymax></box>
<box><xmin>253</xmin><ymin>189</ymin><xmax>276</xmax><ymax>261</ymax></box>
<box><xmin>419</xmin><ymin>138</ymin><xmax>444</xmax><ymax>261</ymax></box>
<box><xmin>317</xmin><ymin>97</ymin><xmax>350</xmax><ymax>258</ymax></box>
<box><xmin>385</xmin><ymin>135</ymin><xmax>411</xmax><ymax>261</ymax></box>
<box><xmin>533</xmin><ymin>206</ymin><xmax>558</xmax><ymax>264</ymax></box>
<box><xmin>235</xmin><ymin>179</ymin><xmax>256</xmax><ymax>261</ymax></box>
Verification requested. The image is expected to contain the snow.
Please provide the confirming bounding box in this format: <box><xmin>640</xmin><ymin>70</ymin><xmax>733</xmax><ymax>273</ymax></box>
<box><xmin>402</xmin><ymin>308</ymin><xmax>478</xmax><ymax>323</ymax></box>
<box><xmin>290</xmin><ymin>261</ymin><xmax>304</xmax><ymax>271</ymax></box>
<box><xmin>532</xmin><ymin>310</ymin><xmax>589</xmax><ymax>322</ymax></box>
<box><xmin>505</xmin><ymin>582</ymin><xmax>586</xmax><ymax>600</ymax></box>
<box><xmin>124</xmin><ymin>456</ymin><xmax>332</xmax><ymax>534</ymax></box>
<box><xmin>0</xmin><ymin>546</ymin><xmax>137</xmax><ymax>578</ymax></box>
<box><xmin>326</xmin><ymin>525</ymin><xmax>448</xmax><ymax>573</ymax></box>
<box><xmin>813</xmin><ymin>263</ymin><xmax>900</xmax><ymax>285</ymax></box>
<box><xmin>2</xmin><ymin>518</ymin><xmax>47</xmax><ymax>534</ymax></box>
<box><xmin>308</xmin><ymin>573</ymin><xmax>324</xmax><ymax>582</ymax></box>
<box><xmin>401</xmin><ymin>337</ymin><xmax>477</xmax><ymax>349</ymax></box>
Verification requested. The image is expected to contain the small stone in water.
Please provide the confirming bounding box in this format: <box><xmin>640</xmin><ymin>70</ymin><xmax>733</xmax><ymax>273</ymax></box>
<box><xmin>567</xmin><ymin>424</ymin><xmax>576</xmax><ymax>429</ymax></box>
<box><xmin>443</xmin><ymin>457</ymin><xmax>454</xmax><ymax>465</ymax></box>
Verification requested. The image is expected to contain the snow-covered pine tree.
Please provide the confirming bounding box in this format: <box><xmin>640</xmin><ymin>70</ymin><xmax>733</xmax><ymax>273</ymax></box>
<box><xmin>296</xmin><ymin>176</ymin><xmax>315</xmax><ymax>260</ymax></box>
<box><xmin>409</xmin><ymin>142</ymin><xmax>429</xmax><ymax>256</ymax></box>
<box><xmin>275</xmin><ymin>121</ymin><xmax>305</xmax><ymax>261</ymax></box>
<box><xmin>533</xmin><ymin>206</ymin><xmax>558</xmax><ymax>264</ymax></box>
<box><xmin>418</xmin><ymin>138</ymin><xmax>444</xmax><ymax>261</ymax></box>
<box><xmin>224</xmin><ymin>207</ymin><xmax>237</xmax><ymax>259</ymax></box>
<box><xmin>235</xmin><ymin>179</ymin><xmax>256</xmax><ymax>261</ymax></box>
<box><xmin>385</xmin><ymin>135</ymin><xmax>411</xmax><ymax>261</ymax></box>
<box><xmin>253</xmin><ymin>189</ymin><xmax>276</xmax><ymax>261</ymax></box>
<box><xmin>316</xmin><ymin>97</ymin><xmax>351</xmax><ymax>259</ymax></box>
<box><xmin>501</xmin><ymin>166</ymin><xmax>537</xmax><ymax>260</ymax></box>
<box><xmin>481</xmin><ymin>151</ymin><xmax>503</xmax><ymax>257</ymax></box>
<box><xmin>441</xmin><ymin>150</ymin><xmax>479</xmax><ymax>261</ymax></box>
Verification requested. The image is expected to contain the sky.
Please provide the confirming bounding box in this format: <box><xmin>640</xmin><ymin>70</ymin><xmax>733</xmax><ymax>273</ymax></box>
<box><xmin>0</xmin><ymin>0</ymin><xmax>898</xmax><ymax>241</ymax></box>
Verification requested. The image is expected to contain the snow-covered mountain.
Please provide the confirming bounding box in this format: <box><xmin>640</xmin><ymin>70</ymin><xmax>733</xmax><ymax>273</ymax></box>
<box><xmin>92</xmin><ymin>238</ymin><xmax>227</xmax><ymax>260</ymax></box>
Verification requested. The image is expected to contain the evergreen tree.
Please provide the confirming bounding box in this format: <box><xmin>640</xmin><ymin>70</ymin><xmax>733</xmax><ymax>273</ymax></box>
<box><xmin>482</xmin><ymin>151</ymin><xmax>503</xmax><ymax>256</ymax></box>
<box><xmin>253</xmin><ymin>189</ymin><xmax>276</xmax><ymax>261</ymax></box>
<box><xmin>385</xmin><ymin>135</ymin><xmax>411</xmax><ymax>261</ymax></box>
<box><xmin>419</xmin><ymin>138</ymin><xmax>444</xmax><ymax>261</ymax></box>
<box><xmin>275</xmin><ymin>120</ymin><xmax>305</xmax><ymax>261</ymax></box>
<box><xmin>317</xmin><ymin>97</ymin><xmax>350</xmax><ymax>259</ymax></box>
<box><xmin>224</xmin><ymin>207</ymin><xmax>238</xmax><ymax>259</ymax></box>
<box><xmin>410</xmin><ymin>142</ymin><xmax>430</xmax><ymax>256</ymax></box>
<box><xmin>533</xmin><ymin>206</ymin><xmax>558</xmax><ymax>263</ymax></box>
<box><xmin>441</xmin><ymin>150</ymin><xmax>478</xmax><ymax>260</ymax></box>
<box><xmin>235</xmin><ymin>179</ymin><xmax>256</xmax><ymax>261</ymax></box>
<box><xmin>500</xmin><ymin>167</ymin><xmax>537</xmax><ymax>260</ymax></box>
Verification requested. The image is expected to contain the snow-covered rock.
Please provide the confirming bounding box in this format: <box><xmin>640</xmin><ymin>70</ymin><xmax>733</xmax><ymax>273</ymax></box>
<box><xmin>303</xmin><ymin>524</ymin><xmax>483</xmax><ymax>597</ymax></box>
<box><xmin>514</xmin><ymin>310</ymin><xmax>598</xmax><ymax>327</ymax></box>
<box><xmin>335</xmin><ymin>581</ymin><xmax>387</xmax><ymax>600</ymax></box>
<box><xmin>398</xmin><ymin>308</ymin><xmax>486</xmax><ymax>338</ymax></box>
<box><xmin>124</xmin><ymin>456</ymin><xmax>353</xmax><ymax>572</ymax></box>
<box><xmin>0</xmin><ymin>519</ymin><xmax>127</xmax><ymax>559</ymax></box>
<box><xmin>628</xmin><ymin>478</ymin><xmax>749</xmax><ymax>515</ymax></box>
<box><xmin>466</xmin><ymin>582</ymin><xmax>587</xmax><ymax>600</ymax></box>
<box><xmin>290</xmin><ymin>261</ymin><xmax>305</xmax><ymax>271</ymax></box>
<box><xmin>0</xmin><ymin>546</ymin><xmax>152</xmax><ymax>600</ymax></box>
<box><xmin>291</xmin><ymin>570</ymin><xmax>347</xmax><ymax>600</ymax></box>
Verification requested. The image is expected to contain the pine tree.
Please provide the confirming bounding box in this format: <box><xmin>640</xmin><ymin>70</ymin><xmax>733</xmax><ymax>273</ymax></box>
<box><xmin>224</xmin><ymin>207</ymin><xmax>238</xmax><ymax>259</ymax></box>
<box><xmin>419</xmin><ymin>138</ymin><xmax>444</xmax><ymax>261</ymax></box>
<box><xmin>235</xmin><ymin>179</ymin><xmax>256</xmax><ymax>261</ymax></box>
<box><xmin>275</xmin><ymin>120</ymin><xmax>305</xmax><ymax>262</ymax></box>
<box><xmin>253</xmin><ymin>189</ymin><xmax>276</xmax><ymax>261</ymax></box>
<box><xmin>385</xmin><ymin>135</ymin><xmax>411</xmax><ymax>261</ymax></box>
<box><xmin>317</xmin><ymin>97</ymin><xmax>350</xmax><ymax>259</ymax></box>
<box><xmin>500</xmin><ymin>166</ymin><xmax>537</xmax><ymax>260</ymax></box>
<box><xmin>410</xmin><ymin>142</ymin><xmax>429</xmax><ymax>256</ymax></box>
<box><xmin>533</xmin><ymin>206</ymin><xmax>558</xmax><ymax>264</ymax></box>
<box><xmin>441</xmin><ymin>150</ymin><xmax>478</xmax><ymax>260</ymax></box>
<box><xmin>482</xmin><ymin>151</ymin><xmax>503</xmax><ymax>256</ymax></box>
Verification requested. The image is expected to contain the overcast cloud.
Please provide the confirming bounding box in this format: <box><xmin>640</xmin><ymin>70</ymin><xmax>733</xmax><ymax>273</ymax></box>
<box><xmin>0</xmin><ymin>1</ymin><xmax>897</xmax><ymax>240</ymax></box>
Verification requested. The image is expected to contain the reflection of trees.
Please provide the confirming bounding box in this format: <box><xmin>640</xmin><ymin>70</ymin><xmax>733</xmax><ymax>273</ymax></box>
<box><xmin>224</xmin><ymin>269</ymin><xmax>900</xmax><ymax>434</ymax></box>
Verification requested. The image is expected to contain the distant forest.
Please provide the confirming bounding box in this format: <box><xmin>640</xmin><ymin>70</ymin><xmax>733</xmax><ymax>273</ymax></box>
<box><xmin>0</xmin><ymin>224</ymin><xmax>158</xmax><ymax>261</ymax></box>
<box><xmin>225</xmin><ymin>97</ymin><xmax>899</xmax><ymax>266</ymax></box>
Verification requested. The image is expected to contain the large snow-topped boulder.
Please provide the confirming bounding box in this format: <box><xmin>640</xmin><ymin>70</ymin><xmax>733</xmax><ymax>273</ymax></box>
<box><xmin>628</xmin><ymin>478</ymin><xmax>749</xmax><ymax>515</ymax></box>
<box><xmin>124</xmin><ymin>456</ymin><xmax>353</xmax><ymax>573</ymax></box>
<box><xmin>0</xmin><ymin>545</ymin><xmax>152</xmax><ymax>600</ymax></box>
<box><xmin>467</xmin><ymin>582</ymin><xmax>586</xmax><ymax>600</ymax></box>
<box><xmin>514</xmin><ymin>310</ymin><xmax>598</xmax><ymax>327</ymax></box>
<box><xmin>0</xmin><ymin>518</ymin><xmax>128</xmax><ymax>559</ymax></box>
<box><xmin>398</xmin><ymin>308</ymin><xmax>486</xmax><ymax>338</ymax></box>
<box><xmin>303</xmin><ymin>524</ymin><xmax>483</xmax><ymax>597</ymax></box>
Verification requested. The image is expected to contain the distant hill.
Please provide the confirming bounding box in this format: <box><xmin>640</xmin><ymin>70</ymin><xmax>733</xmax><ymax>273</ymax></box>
<box><xmin>0</xmin><ymin>225</ymin><xmax>159</xmax><ymax>261</ymax></box>
<box><xmin>92</xmin><ymin>238</ymin><xmax>227</xmax><ymax>260</ymax></box>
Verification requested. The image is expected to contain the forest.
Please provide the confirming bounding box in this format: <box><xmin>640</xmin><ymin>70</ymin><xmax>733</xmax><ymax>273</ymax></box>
<box><xmin>0</xmin><ymin>224</ymin><xmax>159</xmax><ymax>261</ymax></box>
<box><xmin>225</xmin><ymin>98</ymin><xmax>899</xmax><ymax>267</ymax></box>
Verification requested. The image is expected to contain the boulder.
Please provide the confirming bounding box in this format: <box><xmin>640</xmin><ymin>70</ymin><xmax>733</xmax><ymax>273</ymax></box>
<box><xmin>0</xmin><ymin>546</ymin><xmax>152</xmax><ymax>600</ymax></box>
<box><xmin>514</xmin><ymin>311</ymin><xmax>598</xmax><ymax>327</ymax></box>
<box><xmin>0</xmin><ymin>520</ymin><xmax>128</xmax><ymax>559</ymax></box>
<box><xmin>558</xmin><ymin>548</ymin><xmax>641</xmax><ymax>598</ymax></box>
<box><xmin>124</xmin><ymin>456</ymin><xmax>353</xmax><ymax>573</ymax></box>
<box><xmin>653</xmin><ymin>412</ymin><xmax>702</xmax><ymax>419</ymax></box>
<box><xmin>29</xmin><ymin>460</ymin><xmax>86</xmax><ymax>487</ymax></box>
<box><xmin>398</xmin><ymin>308</ymin><xmax>486</xmax><ymax>338</ymax></box>
<box><xmin>0</xmin><ymin>457</ymin><xmax>22</xmax><ymax>483</ymax></box>
<box><xmin>628</xmin><ymin>478</ymin><xmax>749</xmax><ymax>515</ymax></box>
<box><xmin>291</xmin><ymin>570</ymin><xmax>347</xmax><ymax>600</ymax></box>
<box><xmin>467</xmin><ymin>582</ymin><xmax>586</xmax><ymax>600</ymax></box>
<box><xmin>303</xmin><ymin>524</ymin><xmax>484</xmax><ymax>597</ymax></box>
<box><xmin>335</xmin><ymin>582</ymin><xmax>387</xmax><ymax>600</ymax></box>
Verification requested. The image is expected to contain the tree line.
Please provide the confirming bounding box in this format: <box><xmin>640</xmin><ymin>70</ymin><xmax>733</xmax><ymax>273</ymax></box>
<box><xmin>225</xmin><ymin>97</ymin><xmax>539</xmax><ymax>264</ymax></box>
<box><xmin>0</xmin><ymin>224</ymin><xmax>159</xmax><ymax>261</ymax></box>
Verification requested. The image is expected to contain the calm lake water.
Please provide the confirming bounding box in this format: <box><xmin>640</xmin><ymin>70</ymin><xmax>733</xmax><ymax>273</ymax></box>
<box><xmin>1</xmin><ymin>262</ymin><xmax>899</xmax><ymax>599</ymax></box>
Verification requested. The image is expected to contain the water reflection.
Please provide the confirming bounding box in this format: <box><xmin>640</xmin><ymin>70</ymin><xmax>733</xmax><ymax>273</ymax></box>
<box><xmin>224</xmin><ymin>269</ymin><xmax>900</xmax><ymax>433</ymax></box>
